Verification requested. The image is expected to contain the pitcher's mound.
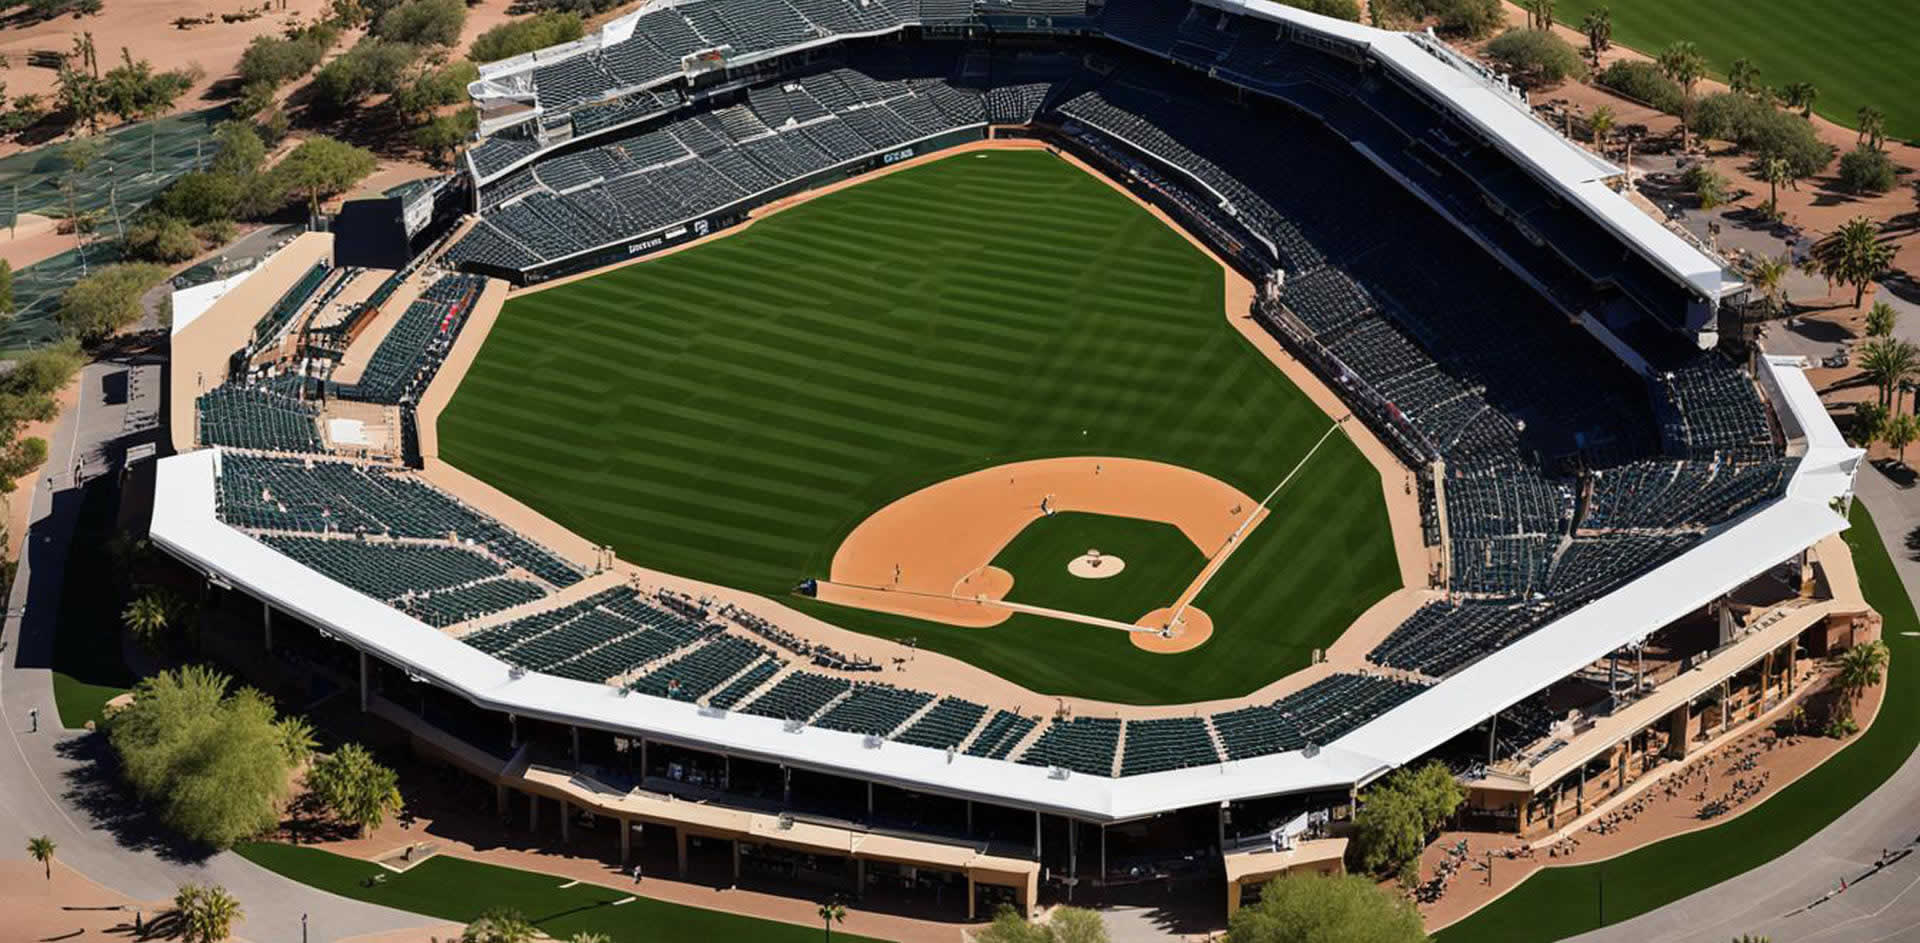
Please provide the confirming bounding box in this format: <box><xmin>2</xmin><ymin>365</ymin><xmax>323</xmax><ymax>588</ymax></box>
<box><xmin>1068</xmin><ymin>549</ymin><xmax>1125</xmax><ymax>579</ymax></box>
<box><xmin>1132</xmin><ymin>606</ymin><xmax>1214</xmax><ymax>653</ymax></box>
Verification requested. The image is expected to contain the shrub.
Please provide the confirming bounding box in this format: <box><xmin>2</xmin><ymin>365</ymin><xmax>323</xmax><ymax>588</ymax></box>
<box><xmin>1837</xmin><ymin>145</ymin><xmax>1898</xmax><ymax>194</ymax></box>
<box><xmin>374</xmin><ymin>0</ymin><xmax>467</xmax><ymax>47</ymax></box>
<box><xmin>1686</xmin><ymin>91</ymin><xmax>1832</xmax><ymax>178</ymax></box>
<box><xmin>1286</xmin><ymin>0</ymin><xmax>1362</xmax><ymax>22</ymax></box>
<box><xmin>236</xmin><ymin>26</ymin><xmax>338</xmax><ymax>89</ymax></box>
<box><xmin>58</xmin><ymin>262</ymin><xmax>172</xmax><ymax>343</ymax></box>
<box><xmin>1598</xmin><ymin>60</ymin><xmax>1685</xmax><ymax>114</ymax></box>
<box><xmin>122</xmin><ymin>214</ymin><xmax>201</xmax><ymax>263</ymax></box>
<box><xmin>1484</xmin><ymin>28</ymin><xmax>1587</xmax><ymax>87</ymax></box>
<box><xmin>310</xmin><ymin>39</ymin><xmax>421</xmax><ymax>115</ymax></box>
<box><xmin>414</xmin><ymin>106</ymin><xmax>477</xmax><ymax>165</ymax></box>
<box><xmin>390</xmin><ymin>59</ymin><xmax>479</xmax><ymax>122</ymax></box>
<box><xmin>1435</xmin><ymin>0</ymin><xmax>1503</xmax><ymax>39</ymax></box>
<box><xmin>1226</xmin><ymin>874</ymin><xmax>1427</xmax><ymax>943</ymax></box>
<box><xmin>468</xmin><ymin>11</ymin><xmax>585</xmax><ymax>62</ymax></box>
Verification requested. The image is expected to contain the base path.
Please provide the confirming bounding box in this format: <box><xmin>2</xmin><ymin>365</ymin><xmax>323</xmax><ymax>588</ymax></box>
<box><xmin>817</xmin><ymin>456</ymin><xmax>1263</xmax><ymax>631</ymax></box>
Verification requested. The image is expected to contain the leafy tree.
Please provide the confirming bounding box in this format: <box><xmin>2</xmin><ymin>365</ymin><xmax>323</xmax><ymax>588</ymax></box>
<box><xmin>1520</xmin><ymin>0</ymin><xmax>1553</xmax><ymax>31</ymax></box>
<box><xmin>27</xmin><ymin>835</ymin><xmax>55</xmax><ymax>880</ymax></box>
<box><xmin>1351</xmin><ymin>760</ymin><xmax>1462</xmax><ymax>876</ymax></box>
<box><xmin>0</xmin><ymin>436</ymin><xmax>48</xmax><ymax>494</ymax></box>
<box><xmin>375</xmin><ymin>0</ymin><xmax>467</xmax><ymax>47</ymax></box>
<box><xmin>1837</xmin><ymin>145</ymin><xmax>1897</xmax><ymax>195</ymax></box>
<box><xmin>391</xmin><ymin>59</ymin><xmax>479</xmax><ymax>124</ymax></box>
<box><xmin>237</xmin><ymin>24</ymin><xmax>339</xmax><ymax>90</ymax></box>
<box><xmin>305</xmin><ymin>742</ymin><xmax>403</xmax><ymax>836</ymax></box>
<box><xmin>1579</xmin><ymin>6</ymin><xmax>1610</xmax><ymax>62</ymax></box>
<box><xmin>1780</xmin><ymin>81</ymin><xmax>1818</xmax><ymax>118</ymax></box>
<box><xmin>107</xmin><ymin>666</ymin><xmax>293</xmax><ymax>848</ymax></box>
<box><xmin>310</xmin><ymin>39</ymin><xmax>421</xmax><ymax>115</ymax></box>
<box><xmin>470</xmin><ymin>11</ymin><xmax>586</xmax><ymax>61</ymax></box>
<box><xmin>272</xmin><ymin>136</ymin><xmax>378</xmax><ymax>222</ymax></box>
<box><xmin>1856</xmin><ymin>107</ymin><xmax>1886</xmax><ymax>150</ymax></box>
<box><xmin>55</xmin><ymin>34</ymin><xmax>105</xmax><ymax>134</ymax></box>
<box><xmin>100</xmin><ymin>49</ymin><xmax>196</xmax><ymax>125</ymax></box>
<box><xmin>461</xmin><ymin>908</ymin><xmax>537</xmax><ymax>943</ymax></box>
<box><xmin>1727</xmin><ymin>57</ymin><xmax>1761</xmax><ymax>95</ymax></box>
<box><xmin>1867</xmin><ymin>301</ymin><xmax>1898</xmax><ymax>338</ymax></box>
<box><xmin>1682</xmin><ymin>162</ymin><xmax>1728</xmax><ymax>210</ymax></box>
<box><xmin>0</xmin><ymin>259</ymin><xmax>14</xmax><ymax>317</ymax></box>
<box><xmin>1225</xmin><ymin>873</ymin><xmax>1426</xmax><ymax>943</ymax></box>
<box><xmin>1587</xmin><ymin>104</ymin><xmax>1615</xmax><ymax>152</ymax></box>
<box><xmin>1597</xmin><ymin>60</ymin><xmax>1685</xmax><ymax>115</ymax></box>
<box><xmin>57</xmin><ymin>262</ymin><xmax>170</xmax><ymax>344</ymax></box>
<box><xmin>818</xmin><ymin>899</ymin><xmax>847</xmax><ymax>942</ymax></box>
<box><xmin>1857</xmin><ymin>338</ymin><xmax>1919</xmax><ymax>409</ymax></box>
<box><xmin>122</xmin><ymin>588</ymin><xmax>187</xmax><ymax>647</ymax></box>
<box><xmin>175</xmin><ymin>883</ymin><xmax>243</xmax><ymax>943</ymax></box>
<box><xmin>1811</xmin><ymin>216</ymin><xmax>1895</xmax><ymax>308</ymax></box>
<box><xmin>975</xmin><ymin>905</ymin><xmax>1107</xmax><ymax>943</ymax></box>
<box><xmin>1884</xmin><ymin>413</ymin><xmax>1918</xmax><ymax>465</ymax></box>
<box><xmin>1434</xmin><ymin>0</ymin><xmax>1503</xmax><ymax>40</ymax></box>
<box><xmin>1691</xmin><ymin>93</ymin><xmax>1832</xmax><ymax>177</ymax></box>
<box><xmin>1855</xmin><ymin>401</ymin><xmax>1888</xmax><ymax>448</ymax></box>
<box><xmin>414</xmin><ymin>107</ymin><xmax>477</xmax><ymax>166</ymax></box>
<box><xmin>1836</xmin><ymin>640</ymin><xmax>1889</xmax><ymax>712</ymax></box>
<box><xmin>1657</xmin><ymin>41</ymin><xmax>1706</xmax><ymax>145</ymax></box>
<box><xmin>122</xmin><ymin>214</ymin><xmax>201</xmax><ymax>263</ymax></box>
<box><xmin>1485</xmin><ymin>29</ymin><xmax>1587</xmax><ymax>88</ymax></box>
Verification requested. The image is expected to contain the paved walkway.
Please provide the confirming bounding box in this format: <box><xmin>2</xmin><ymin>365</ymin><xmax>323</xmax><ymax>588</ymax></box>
<box><xmin>0</xmin><ymin>359</ymin><xmax>438</xmax><ymax>943</ymax></box>
<box><xmin>1568</xmin><ymin>464</ymin><xmax>1920</xmax><ymax>942</ymax></box>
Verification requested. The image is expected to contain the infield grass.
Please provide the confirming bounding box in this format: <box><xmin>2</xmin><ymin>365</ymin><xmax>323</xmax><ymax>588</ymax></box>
<box><xmin>439</xmin><ymin>149</ymin><xmax>1399</xmax><ymax>705</ymax></box>
<box><xmin>1556</xmin><ymin>0</ymin><xmax>1917</xmax><ymax>140</ymax></box>
<box><xmin>1435</xmin><ymin>501</ymin><xmax>1920</xmax><ymax>939</ymax></box>
<box><xmin>988</xmin><ymin>511</ymin><xmax>1206</xmax><ymax>623</ymax></box>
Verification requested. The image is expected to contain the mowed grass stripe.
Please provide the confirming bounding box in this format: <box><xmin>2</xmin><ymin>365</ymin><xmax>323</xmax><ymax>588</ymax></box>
<box><xmin>440</xmin><ymin>149</ymin><xmax>1400</xmax><ymax>704</ymax></box>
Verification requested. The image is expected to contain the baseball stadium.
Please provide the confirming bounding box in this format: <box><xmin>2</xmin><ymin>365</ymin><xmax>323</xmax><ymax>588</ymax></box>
<box><xmin>151</xmin><ymin>0</ymin><xmax>1877</xmax><ymax>930</ymax></box>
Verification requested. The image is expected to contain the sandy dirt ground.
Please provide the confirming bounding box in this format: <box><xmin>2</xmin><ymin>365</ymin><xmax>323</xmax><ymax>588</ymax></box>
<box><xmin>818</xmin><ymin>456</ymin><xmax>1262</xmax><ymax>638</ymax></box>
<box><xmin>1420</xmin><ymin>670</ymin><xmax>1881</xmax><ymax>930</ymax></box>
<box><xmin>0</xmin><ymin>858</ymin><xmax>172</xmax><ymax>942</ymax></box>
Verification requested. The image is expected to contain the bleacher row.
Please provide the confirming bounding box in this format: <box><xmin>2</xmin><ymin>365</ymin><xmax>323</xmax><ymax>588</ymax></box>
<box><xmin>197</xmin><ymin>384</ymin><xmax>322</xmax><ymax>453</ymax></box>
<box><xmin>250</xmin><ymin>261</ymin><xmax>331</xmax><ymax>350</ymax></box>
<box><xmin>449</xmin><ymin>67</ymin><xmax>1027</xmax><ymax>270</ymax></box>
<box><xmin>341</xmin><ymin>273</ymin><xmax>487</xmax><ymax>404</ymax></box>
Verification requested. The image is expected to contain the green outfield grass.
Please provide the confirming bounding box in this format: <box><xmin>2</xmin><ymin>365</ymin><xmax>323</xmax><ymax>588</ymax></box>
<box><xmin>1436</xmin><ymin>501</ymin><xmax>1920</xmax><ymax>940</ymax></box>
<box><xmin>987</xmin><ymin>511</ymin><xmax>1206</xmax><ymax>623</ymax></box>
<box><xmin>235</xmin><ymin>843</ymin><xmax>884</xmax><ymax>943</ymax></box>
<box><xmin>439</xmin><ymin>149</ymin><xmax>1399</xmax><ymax>705</ymax></box>
<box><xmin>1557</xmin><ymin>0</ymin><xmax>1916</xmax><ymax>140</ymax></box>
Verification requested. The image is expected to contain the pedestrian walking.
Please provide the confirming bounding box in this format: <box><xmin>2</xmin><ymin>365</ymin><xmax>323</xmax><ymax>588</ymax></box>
<box><xmin>28</xmin><ymin>707</ymin><xmax>37</xmax><ymax>732</ymax></box>
<box><xmin>632</xmin><ymin>863</ymin><xmax>643</xmax><ymax>884</ymax></box>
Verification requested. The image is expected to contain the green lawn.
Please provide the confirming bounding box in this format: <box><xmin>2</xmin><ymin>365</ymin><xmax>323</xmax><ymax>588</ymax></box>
<box><xmin>1556</xmin><ymin>0</ymin><xmax>1917</xmax><ymax>140</ymax></box>
<box><xmin>235</xmin><ymin>842</ymin><xmax>885</xmax><ymax>943</ymax></box>
<box><xmin>440</xmin><ymin>149</ymin><xmax>1399</xmax><ymax>705</ymax></box>
<box><xmin>1437</xmin><ymin>501</ymin><xmax>1920</xmax><ymax>940</ymax></box>
<box><xmin>988</xmin><ymin>511</ymin><xmax>1205</xmax><ymax>623</ymax></box>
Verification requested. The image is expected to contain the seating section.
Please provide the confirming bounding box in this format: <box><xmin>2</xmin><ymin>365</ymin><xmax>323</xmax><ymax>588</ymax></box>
<box><xmin>895</xmin><ymin>697</ymin><xmax>988</xmax><ymax>750</ymax></box>
<box><xmin>1367</xmin><ymin>602</ymin><xmax>1551</xmax><ymax>677</ymax></box>
<box><xmin>1211</xmin><ymin>674</ymin><xmax>1429</xmax><ymax>761</ymax></box>
<box><xmin>1018</xmin><ymin>717</ymin><xmax>1121</xmax><ymax>777</ymax></box>
<box><xmin>1120</xmin><ymin>717</ymin><xmax>1220</xmax><ymax>776</ymax></box>
<box><xmin>814</xmin><ymin>684</ymin><xmax>935</xmax><ymax>736</ymax></box>
<box><xmin>629</xmin><ymin>634</ymin><xmax>769</xmax><ymax>699</ymax></box>
<box><xmin>344</xmin><ymin>273</ymin><xmax>487</xmax><ymax>404</ymax></box>
<box><xmin>251</xmin><ymin>261</ymin><xmax>330</xmax><ymax>349</ymax></box>
<box><xmin>739</xmin><ymin>670</ymin><xmax>852</xmax><ymax>721</ymax></box>
<box><xmin>197</xmin><ymin>385</ymin><xmax>321</xmax><ymax>452</ymax></box>
<box><xmin>966</xmin><ymin>709</ymin><xmax>1038</xmax><ymax>759</ymax></box>
<box><xmin>708</xmin><ymin>656</ymin><xmax>785</xmax><ymax>708</ymax></box>
<box><xmin>260</xmin><ymin>535</ymin><xmax>504</xmax><ymax>599</ymax></box>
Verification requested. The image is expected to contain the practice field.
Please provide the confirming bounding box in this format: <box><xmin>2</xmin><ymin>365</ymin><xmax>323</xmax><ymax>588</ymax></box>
<box><xmin>987</xmin><ymin>511</ymin><xmax>1207</xmax><ymax>624</ymax></box>
<box><xmin>1557</xmin><ymin>0</ymin><xmax>1916</xmax><ymax>140</ymax></box>
<box><xmin>439</xmin><ymin>149</ymin><xmax>1399</xmax><ymax>704</ymax></box>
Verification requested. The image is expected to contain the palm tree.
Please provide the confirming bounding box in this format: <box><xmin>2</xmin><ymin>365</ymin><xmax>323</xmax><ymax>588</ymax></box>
<box><xmin>1658</xmin><ymin>42</ymin><xmax>1706</xmax><ymax>146</ymax></box>
<box><xmin>1587</xmin><ymin>105</ymin><xmax>1616</xmax><ymax>154</ymax></box>
<box><xmin>1728</xmin><ymin>58</ymin><xmax>1761</xmax><ymax>95</ymax></box>
<box><xmin>27</xmin><ymin>836</ymin><xmax>55</xmax><ymax>880</ymax></box>
<box><xmin>1886</xmin><ymin>413</ymin><xmax>1919</xmax><ymax>464</ymax></box>
<box><xmin>818</xmin><ymin>899</ymin><xmax>847</xmax><ymax>942</ymax></box>
<box><xmin>1811</xmin><ymin>216</ymin><xmax>1896</xmax><ymax>308</ymax></box>
<box><xmin>460</xmin><ymin>909</ymin><xmax>535</xmax><ymax>943</ymax></box>
<box><xmin>1857</xmin><ymin>338</ymin><xmax>1920</xmax><ymax>409</ymax></box>
<box><xmin>1836</xmin><ymin>641</ymin><xmax>1889</xmax><ymax>713</ymax></box>
<box><xmin>1781</xmin><ymin>81</ymin><xmax>1818</xmax><ymax>118</ymax></box>
<box><xmin>121</xmin><ymin>589</ymin><xmax>184</xmax><ymax>648</ymax></box>
<box><xmin>1759</xmin><ymin>155</ymin><xmax>1791</xmax><ymax>219</ymax></box>
<box><xmin>1867</xmin><ymin>301</ymin><xmax>1899</xmax><ymax>338</ymax></box>
<box><xmin>1747</xmin><ymin>254</ymin><xmax>1789</xmax><ymax>317</ymax></box>
<box><xmin>1525</xmin><ymin>0</ymin><xmax>1555</xmax><ymax>30</ymax></box>
<box><xmin>275</xmin><ymin>715</ymin><xmax>318</xmax><ymax>766</ymax></box>
<box><xmin>1856</xmin><ymin>107</ymin><xmax>1887</xmax><ymax>151</ymax></box>
<box><xmin>1856</xmin><ymin>402</ymin><xmax>1889</xmax><ymax>447</ymax></box>
<box><xmin>175</xmin><ymin>883</ymin><xmax>243</xmax><ymax>943</ymax></box>
<box><xmin>1580</xmin><ymin>7</ymin><xmax>1611</xmax><ymax>62</ymax></box>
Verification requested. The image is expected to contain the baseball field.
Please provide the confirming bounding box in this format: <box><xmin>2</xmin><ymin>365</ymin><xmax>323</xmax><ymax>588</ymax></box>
<box><xmin>438</xmin><ymin>148</ymin><xmax>1400</xmax><ymax>705</ymax></box>
<box><xmin>1556</xmin><ymin>0</ymin><xmax>1915</xmax><ymax>139</ymax></box>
